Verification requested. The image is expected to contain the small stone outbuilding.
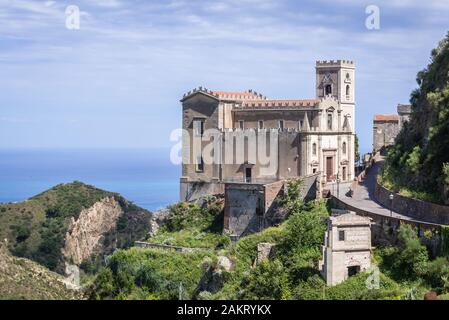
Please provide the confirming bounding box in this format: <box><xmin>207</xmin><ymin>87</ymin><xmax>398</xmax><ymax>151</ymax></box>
<box><xmin>320</xmin><ymin>210</ymin><xmax>372</xmax><ymax>286</ymax></box>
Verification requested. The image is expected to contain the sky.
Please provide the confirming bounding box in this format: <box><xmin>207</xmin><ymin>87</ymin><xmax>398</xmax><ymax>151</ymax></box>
<box><xmin>0</xmin><ymin>0</ymin><xmax>448</xmax><ymax>154</ymax></box>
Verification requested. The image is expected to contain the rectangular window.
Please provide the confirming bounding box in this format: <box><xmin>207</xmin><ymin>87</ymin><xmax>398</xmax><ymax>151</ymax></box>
<box><xmin>239</xmin><ymin>120</ymin><xmax>245</xmax><ymax>129</ymax></box>
<box><xmin>196</xmin><ymin>156</ymin><xmax>204</xmax><ymax>172</ymax></box>
<box><xmin>258</xmin><ymin>120</ymin><xmax>264</xmax><ymax>129</ymax></box>
<box><xmin>299</xmin><ymin>120</ymin><xmax>303</xmax><ymax>130</ymax></box>
<box><xmin>339</xmin><ymin>230</ymin><xmax>345</xmax><ymax>241</ymax></box>
<box><xmin>278</xmin><ymin>120</ymin><xmax>284</xmax><ymax>130</ymax></box>
<box><xmin>245</xmin><ymin>167</ymin><xmax>252</xmax><ymax>183</ymax></box>
<box><xmin>327</xmin><ymin>114</ymin><xmax>333</xmax><ymax>130</ymax></box>
<box><xmin>193</xmin><ymin>119</ymin><xmax>204</xmax><ymax>137</ymax></box>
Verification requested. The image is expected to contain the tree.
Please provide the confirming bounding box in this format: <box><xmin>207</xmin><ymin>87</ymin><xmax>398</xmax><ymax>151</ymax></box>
<box><xmin>354</xmin><ymin>134</ymin><xmax>360</xmax><ymax>164</ymax></box>
<box><xmin>394</xmin><ymin>225</ymin><xmax>429</xmax><ymax>278</ymax></box>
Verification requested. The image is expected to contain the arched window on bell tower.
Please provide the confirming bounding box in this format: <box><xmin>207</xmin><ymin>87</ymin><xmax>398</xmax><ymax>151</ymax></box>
<box><xmin>346</xmin><ymin>85</ymin><xmax>350</xmax><ymax>99</ymax></box>
<box><xmin>325</xmin><ymin>84</ymin><xmax>332</xmax><ymax>96</ymax></box>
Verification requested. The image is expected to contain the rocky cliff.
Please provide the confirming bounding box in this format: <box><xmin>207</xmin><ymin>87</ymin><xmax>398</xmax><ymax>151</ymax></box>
<box><xmin>63</xmin><ymin>197</ymin><xmax>123</xmax><ymax>266</ymax></box>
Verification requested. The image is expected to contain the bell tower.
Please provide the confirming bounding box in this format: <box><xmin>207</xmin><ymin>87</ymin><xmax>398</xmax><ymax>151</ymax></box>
<box><xmin>315</xmin><ymin>60</ymin><xmax>355</xmax><ymax>105</ymax></box>
<box><xmin>315</xmin><ymin>60</ymin><xmax>356</xmax><ymax>183</ymax></box>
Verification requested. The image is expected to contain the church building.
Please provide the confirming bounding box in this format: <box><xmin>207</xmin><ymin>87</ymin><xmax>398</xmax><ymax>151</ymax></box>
<box><xmin>179</xmin><ymin>60</ymin><xmax>356</xmax><ymax>203</ymax></box>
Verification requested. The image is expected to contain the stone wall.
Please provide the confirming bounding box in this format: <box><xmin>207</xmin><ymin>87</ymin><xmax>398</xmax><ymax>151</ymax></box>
<box><xmin>224</xmin><ymin>176</ymin><xmax>318</xmax><ymax>238</ymax></box>
<box><xmin>180</xmin><ymin>179</ymin><xmax>225</xmax><ymax>202</ymax></box>
<box><xmin>373</xmin><ymin>120</ymin><xmax>400</xmax><ymax>153</ymax></box>
<box><xmin>224</xmin><ymin>183</ymin><xmax>265</xmax><ymax>237</ymax></box>
<box><xmin>134</xmin><ymin>241</ymin><xmax>211</xmax><ymax>253</ymax></box>
<box><xmin>330</xmin><ymin>196</ymin><xmax>441</xmax><ymax>254</ymax></box>
<box><xmin>264</xmin><ymin>180</ymin><xmax>284</xmax><ymax>214</ymax></box>
<box><xmin>300</xmin><ymin>173</ymin><xmax>320</xmax><ymax>201</ymax></box>
<box><xmin>374</xmin><ymin>180</ymin><xmax>449</xmax><ymax>225</ymax></box>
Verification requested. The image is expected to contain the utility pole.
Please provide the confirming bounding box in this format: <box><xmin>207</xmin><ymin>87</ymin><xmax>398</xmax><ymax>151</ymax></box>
<box><xmin>389</xmin><ymin>193</ymin><xmax>394</xmax><ymax>217</ymax></box>
<box><xmin>179</xmin><ymin>282</ymin><xmax>183</xmax><ymax>300</ymax></box>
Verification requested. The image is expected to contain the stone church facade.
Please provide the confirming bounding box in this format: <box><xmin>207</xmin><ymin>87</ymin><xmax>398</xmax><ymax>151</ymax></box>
<box><xmin>180</xmin><ymin>60</ymin><xmax>356</xmax><ymax>202</ymax></box>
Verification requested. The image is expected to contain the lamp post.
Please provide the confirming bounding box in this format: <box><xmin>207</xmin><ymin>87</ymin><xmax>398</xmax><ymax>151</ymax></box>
<box><xmin>337</xmin><ymin>172</ymin><xmax>341</xmax><ymax>199</ymax></box>
<box><xmin>389</xmin><ymin>193</ymin><xmax>394</xmax><ymax>217</ymax></box>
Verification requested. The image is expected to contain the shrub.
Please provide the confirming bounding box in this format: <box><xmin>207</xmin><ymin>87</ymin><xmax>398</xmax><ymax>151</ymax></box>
<box><xmin>91</xmin><ymin>248</ymin><xmax>214</xmax><ymax>300</ymax></box>
<box><xmin>239</xmin><ymin>260</ymin><xmax>292</xmax><ymax>300</ymax></box>
<box><xmin>425</xmin><ymin>257</ymin><xmax>449</xmax><ymax>291</ymax></box>
<box><xmin>294</xmin><ymin>274</ymin><xmax>326</xmax><ymax>300</ymax></box>
<box><xmin>11</xmin><ymin>224</ymin><xmax>31</xmax><ymax>243</ymax></box>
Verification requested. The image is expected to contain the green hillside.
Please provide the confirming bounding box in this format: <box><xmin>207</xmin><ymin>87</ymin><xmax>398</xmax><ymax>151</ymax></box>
<box><xmin>90</xmin><ymin>180</ymin><xmax>449</xmax><ymax>300</ymax></box>
<box><xmin>0</xmin><ymin>244</ymin><xmax>83</xmax><ymax>300</ymax></box>
<box><xmin>0</xmin><ymin>181</ymin><xmax>152</xmax><ymax>275</ymax></box>
<box><xmin>381</xmin><ymin>32</ymin><xmax>449</xmax><ymax>203</ymax></box>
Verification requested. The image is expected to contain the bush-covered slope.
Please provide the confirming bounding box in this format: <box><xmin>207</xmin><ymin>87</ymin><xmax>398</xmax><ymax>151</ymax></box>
<box><xmin>381</xmin><ymin>32</ymin><xmax>449</xmax><ymax>203</ymax></box>
<box><xmin>0</xmin><ymin>181</ymin><xmax>152</xmax><ymax>274</ymax></box>
<box><xmin>0</xmin><ymin>244</ymin><xmax>83</xmax><ymax>300</ymax></box>
<box><xmin>146</xmin><ymin>200</ymin><xmax>230</xmax><ymax>249</ymax></box>
<box><xmin>90</xmin><ymin>180</ymin><xmax>449</xmax><ymax>300</ymax></box>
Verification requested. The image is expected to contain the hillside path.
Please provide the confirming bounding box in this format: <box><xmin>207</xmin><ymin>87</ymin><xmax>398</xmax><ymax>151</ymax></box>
<box><xmin>331</xmin><ymin>155</ymin><xmax>441</xmax><ymax>227</ymax></box>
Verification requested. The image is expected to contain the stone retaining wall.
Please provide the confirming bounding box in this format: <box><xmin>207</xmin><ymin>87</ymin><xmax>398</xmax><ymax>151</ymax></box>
<box><xmin>330</xmin><ymin>197</ymin><xmax>441</xmax><ymax>255</ymax></box>
<box><xmin>374</xmin><ymin>180</ymin><xmax>449</xmax><ymax>225</ymax></box>
<box><xmin>180</xmin><ymin>179</ymin><xmax>225</xmax><ymax>202</ymax></box>
<box><xmin>134</xmin><ymin>241</ymin><xmax>211</xmax><ymax>253</ymax></box>
<box><xmin>224</xmin><ymin>175</ymin><xmax>319</xmax><ymax>238</ymax></box>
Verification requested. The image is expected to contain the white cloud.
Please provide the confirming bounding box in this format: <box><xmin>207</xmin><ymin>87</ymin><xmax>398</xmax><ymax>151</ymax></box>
<box><xmin>89</xmin><ymin>0</ymin><xmax>123</xmax><ymax>8</ymax></box>
<box><xmin>0</xmin><ymin>0</ymin><xmax>446</xmax><ymax>149</ymax></box>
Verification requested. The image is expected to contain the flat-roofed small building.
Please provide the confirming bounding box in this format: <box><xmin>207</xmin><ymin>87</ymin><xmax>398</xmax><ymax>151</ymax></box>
<box><xmin>320</xmin><ymin>210</ymin><xmax>372</xmax><ymax>286</ymax></box>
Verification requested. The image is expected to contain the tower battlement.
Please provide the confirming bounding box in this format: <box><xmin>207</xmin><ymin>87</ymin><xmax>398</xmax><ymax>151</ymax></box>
<box><xmin>316</xmin><ymin>60</ymin><xmax>355</xmax><ymax>68</ymax></box>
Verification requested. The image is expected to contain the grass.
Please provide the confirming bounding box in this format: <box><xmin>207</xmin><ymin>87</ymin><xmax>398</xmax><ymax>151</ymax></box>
<box><xmin>91</xmin><ymin>247</ymin><xmax>216</xmax><ymax>300</ymax></box>
<box><xmin>0</xmin><ymin>245</ymin><xmax>83</xmax><ymax>300</ymax></box>
<box><xmin>148</xmin><ymin>229</ymin><xmax>230</xmax><ymax>249</ymax></box>
<box><xmin>378</xmin><ymin>173</ymin><xmax>441</xmax><ymax>204</ymax></box>
<box><xmin>147</xmin><ymin>200</ymin><xmax>230</xmax><ymax>250</ymax></box>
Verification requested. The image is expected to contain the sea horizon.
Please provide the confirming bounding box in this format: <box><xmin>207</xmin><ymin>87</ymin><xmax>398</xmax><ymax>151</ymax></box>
<box><xmin>0</xmin><ymin>148</ymin><xmax>181</xmax><ymax>212</ymax></box>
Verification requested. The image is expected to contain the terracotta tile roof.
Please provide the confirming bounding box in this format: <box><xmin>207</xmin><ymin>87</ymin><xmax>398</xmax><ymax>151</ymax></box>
<box><xmin>211</xmin><ymin>90</ymin><xmax>265</xmax><ymax>100</ymax></box>
<box><xmin>373</xmin><ymin>114</ymin><xmax>400</xmax><ymax>122</ymax></box>
<box><xmin>239</xmin><ymin>99</ymin><xmax>320</xmax><ymax>109</ymax></box>
<box><xmin>181</xmin><ymin>87</ymin><xmax>266</xmax><ymax>101</ymax></box>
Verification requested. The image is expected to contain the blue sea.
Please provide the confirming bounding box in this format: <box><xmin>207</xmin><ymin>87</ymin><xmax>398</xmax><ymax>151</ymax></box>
<box><xmin>0</xmin><ymin>149</ymin><xmax>181</xmax><ymax>212</ymax></box>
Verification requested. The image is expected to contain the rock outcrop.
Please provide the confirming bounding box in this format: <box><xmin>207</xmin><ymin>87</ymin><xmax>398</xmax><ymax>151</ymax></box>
<box><xmin>195</xmin><ymin>256</ymin><xmax>234</xmax><ymax>296</ymax></box>
<box><xmin>255</xmin><ymin>242</ymin><xmax>275</xmax><ymax>265</ymax></box>
<box><xmin>63</xmin><ymin>197</ymin><xmax>123</xmax><ymax>266</ymax></box>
